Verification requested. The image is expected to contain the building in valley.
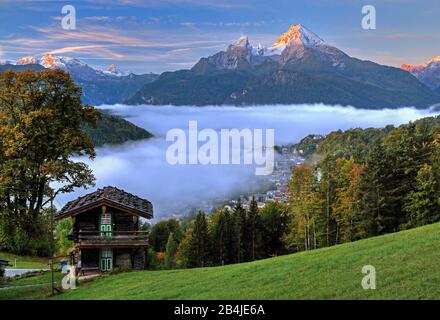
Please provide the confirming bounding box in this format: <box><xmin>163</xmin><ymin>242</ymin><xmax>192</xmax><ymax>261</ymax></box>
<box><xmin>55</xmin><ymin>186</ymin><xmax>153</xmax><ymax>274</ymax></box>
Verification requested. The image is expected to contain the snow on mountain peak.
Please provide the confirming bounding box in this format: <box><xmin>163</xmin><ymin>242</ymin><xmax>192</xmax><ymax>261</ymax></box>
<box><xmin>39</xmin><ymin>54</ymin><xmax>85</xmax><ymax>69</ymax></box>
<box><xmin>273</xmin><ymin>23</ymin><xmax>324</xmax><ymax>48</ymax></box>
<box><xmin>401</xmin><ymin>55</ymin><xmax>440</xmax><ymax>91</ymax></box>
<box><xmin>234</xmin><ymin>35</ymin><xmax>250</xmax><ymax>48</ymax></box>
<box><xmin>103</xmin><ymin>63</ymin><xmax>127</xmax><ymax>76</ymax></box>
<box><xmin>40</xmin><ymin>54</ymin><xmax>61</xmax><ymax>68</ymax></box>
<box><xmin>107</xmin><ymin>64</ymin><xmax>117</xmax><ymax>73</ymax></box>
<box><xmin>401</xmin><ymin>55</ymin><xmax>440</xmax><ymax>72</ymax></box>
<box><xmin>12</xmin><ymin>53</ymin><xmax>131</xmax><ymax>78</ymax></box>
<box><xmin>246</xmin><ymin>23</ymin><xmax>329</xmax><ymax>58</ymax></box>
<box><xmin>427</xmin><ymin>55</ymin><xmax>440</xmax><ymax>65</ymax></box>
<box><xmin>401</xmin><ymin>64</ymin><xmax>424</xmax><ymax>72</ymax></box>
<box><xmin>16</xmin><ymin>56</ymin><xmax>39</xmax><ymax>65</ymax></box>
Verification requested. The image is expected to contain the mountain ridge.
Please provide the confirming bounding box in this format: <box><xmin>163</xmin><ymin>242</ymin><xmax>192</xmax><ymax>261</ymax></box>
<box><xmin>126</xmin><ymin>23</ymin><xmax>440</xmax><ymax>108</ymax></box>
<box><xmin>4</xmin><ymin>54</ymin><xmax>159</xmax><ymax>105</ymax></box>
<box><xmin>402</xmin><ymin>56</ymin><xmax>440</xmax><ymax>94</ymax></box>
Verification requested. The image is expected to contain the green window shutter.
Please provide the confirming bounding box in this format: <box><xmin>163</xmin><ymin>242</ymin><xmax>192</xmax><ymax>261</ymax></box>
<box><xmin>107</xmin><ymin>258</ymin><xmax>112</xmax><ymax>271</ymax></box>
<box><xmin>100</xmin><ymin>256</ymin><xmax>106</xmax><ymax>272</ymax></box>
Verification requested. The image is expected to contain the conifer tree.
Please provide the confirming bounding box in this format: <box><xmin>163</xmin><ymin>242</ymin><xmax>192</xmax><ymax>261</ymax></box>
<box><xmin>248</xmin><ymin>197</ymin><xmax>262</xmax><ymax>260</ymax></box>
<box><xmin>165</xmin><ymin>232</ymin><xmax>178</xmax><ymax>269</ymax></box>
<box><xmin>209</xmin><ymin>209</ymin><xmax>229</xmax><ymax>265</ymax></box>
<box><xmin>187</xmin><ymin>211</ymin><xmax>210</xmax><ymax>267</ymax></box>
<box><xmin>231</xmin><ymin>198</ymin><xmax>247</xmax><ymax>263</ymax></box>
<box><xmin>403</xmin><ymin>164</ymin><xmax>440</xmax><ymax>228</ymax></box>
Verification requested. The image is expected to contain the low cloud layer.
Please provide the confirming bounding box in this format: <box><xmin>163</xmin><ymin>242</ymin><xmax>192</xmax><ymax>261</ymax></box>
<box><xmin>55</xmin><ymin>104</ymin><xmax>439</xmax><ymax>220</ymax></box>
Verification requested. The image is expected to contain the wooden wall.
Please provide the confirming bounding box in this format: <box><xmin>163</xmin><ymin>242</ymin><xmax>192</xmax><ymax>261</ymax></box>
<box><xmin>114</xmin><ymin>212</ymin><xmax>137</xmax><ymax>231</ymax></box>
<box><xmin>81</xmin><ymin>248</ymin><xmax>99</xmax><ymax>268</ymax></box>
<box><xmin>73</xmin><ymin>206</ymin><xmax>138</xmax><ymax>232</ymax></box>
<box><xmin>75</xmin><ymin>208</ymin><xmax>100</xmax><ymax>232</ymax></box>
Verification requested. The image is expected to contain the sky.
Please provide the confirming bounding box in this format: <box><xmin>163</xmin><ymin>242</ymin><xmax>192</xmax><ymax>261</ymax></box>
<box><xmin>0</xmin><ymin>0</ymin><xmax>439</xmax><ymax>74</ymax></box>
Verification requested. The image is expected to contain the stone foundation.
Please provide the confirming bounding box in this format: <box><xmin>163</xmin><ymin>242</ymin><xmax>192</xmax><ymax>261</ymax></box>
<box><xmin>114</xmin><ymin>250</ymin><xmax>132</xmax><ymax>270</ymax></box>
<box><xmin>133</xmin><ymin>248</ymin><xmax>147</xmax><ymax>270</ymax></box>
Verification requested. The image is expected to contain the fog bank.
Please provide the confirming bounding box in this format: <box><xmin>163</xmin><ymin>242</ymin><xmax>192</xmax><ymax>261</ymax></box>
<box><xmin>55</xmin><ymin>104</ymin><xmax>439</xmax><ymax>220</ymax></box>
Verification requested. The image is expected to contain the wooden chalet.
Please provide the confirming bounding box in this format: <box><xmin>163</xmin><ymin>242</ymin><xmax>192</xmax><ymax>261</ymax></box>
<box><xmin>55</xmin><ymin>186</ymin><xmax>153</xmax><ymax>274</ymax></box>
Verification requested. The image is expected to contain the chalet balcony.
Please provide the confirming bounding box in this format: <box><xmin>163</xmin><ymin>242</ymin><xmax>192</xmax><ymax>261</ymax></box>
<box><xmin>73</xmin><ymin>231</ymin><xmax>149</xmax><ymax>248</ymax></box>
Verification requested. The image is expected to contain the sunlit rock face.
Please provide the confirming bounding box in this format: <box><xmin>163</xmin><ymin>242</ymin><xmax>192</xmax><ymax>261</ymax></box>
<box><xmin>191</xmin><ymin>23</ymin><xmax>349</xmax><ymax>74</ymax></box>
<box><xmin>402</xmin><ymin>56</ymin><xmax>440</xmax><ymax>93</ymax></box>
<box><xmin>16</xmin><ymin>56</ymin><xmax>39</xmax><ymax>65</ymax></box>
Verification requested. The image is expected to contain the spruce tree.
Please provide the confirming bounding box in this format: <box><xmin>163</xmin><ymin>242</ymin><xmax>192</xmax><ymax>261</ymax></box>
<box><xmin>164</xmin><ymin>232</ymin><xmax>178</xmax><ymax>269</ymax></box>
<box><xmin>231</xmin><ymin>198</ymin><xmax>246</xmax><ymax>263</ymax></box>
<box><xmin>403</xmin><ymin>164</ymin><xmax>440</xmax><ymax>228</ymax></box>
<box><xmin>188</xmin><ymin>211</ymin><xmax>209</xmax><ymax>267</ymax></box>
<box><xmin>248</xmin><ymin>197</ymin><xmax>262</xmax><ymax>260</ymax></box>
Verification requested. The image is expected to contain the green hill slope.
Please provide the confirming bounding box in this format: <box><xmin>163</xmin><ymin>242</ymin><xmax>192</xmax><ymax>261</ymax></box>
<box><xmin>83</xmin><ymin>110</ymin><xmax>154</xmax><ymax>147</ymax></box>
<box><xmin>56</xmin><ymin>222</ymin><xmax>440</xmax><ymax>300</ymax></box>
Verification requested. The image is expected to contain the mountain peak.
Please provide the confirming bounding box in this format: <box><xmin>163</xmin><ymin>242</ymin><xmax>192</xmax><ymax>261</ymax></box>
<box><xmin>427</xmin><ymin>55</ymin><xmax>440</xmax><ymax>64</ymax></box>
<box><xmin>401</xmin><ymin>55</ymin><xmax>440</xmax><ymax>72</ymax></box>
<box><xmin>40</xmin><ymin>54</ymin><xmax>59</xmax><ymax>68</ymax></box>
<box><xmin>273</xmin><ymin>23</ymin><xmax>324</xmax><ymax>48</ymax></box>
<box><xmin>234</xmin><ymin>35</ymin><xmax>250</xmax><ymax>48</ymax></box>
<box><xmin>401</xmin><ymin>55</ymin><xmax>440</xmax><ymax>92</ymax></box>
<box><xmin>401</xmin><ymin>64</ymin><xmax>424</xmax><ymax>72</ymax></box>
<box><xmin>16</xmin><ymin>56</ymin><xmax>39</xmax><ymax>65</ymax></box>
<box><xmin>103</xmin><ymin>63</ymin><xmax>127</xmax><ymax>76</ymax></box>
<box><xmin>107</xmin><ymin>64</ymin><xmax>117</xmax><ymax>73</ymax></box>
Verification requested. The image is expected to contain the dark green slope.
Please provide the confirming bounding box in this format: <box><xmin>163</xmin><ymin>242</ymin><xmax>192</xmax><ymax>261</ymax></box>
<box><xmin>73</xmin><ymin>73</ymin><xmax>158</xmax><ymax>106</ymax></box>
<box><xmin>83</xmin><ymin>111</ymin><xmax>154</xmax><ymax>147</ymax></box>
<box><xmin>0</xmin><ymin>64</ymin><xmax>45</xmax><ymax>72</ymax></box>
<box><xmin>126</xmin><ymin>69</ymin><xmax>252</xmax><ymax>106</ymax></box>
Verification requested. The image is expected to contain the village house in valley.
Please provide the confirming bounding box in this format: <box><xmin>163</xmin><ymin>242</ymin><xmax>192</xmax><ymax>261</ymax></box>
<box><xmin>55</xmin><ymin>186</ymin><xmax>153</xmax><ymax>274</ymax></box>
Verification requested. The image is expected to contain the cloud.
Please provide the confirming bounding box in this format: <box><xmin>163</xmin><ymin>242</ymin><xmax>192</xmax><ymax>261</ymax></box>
<box><xmin>46</xmin><ymin>45</ymin><xmax>125</xmax><ymax>59</ymax></box>
<box><xmin>1</xmin><ymin>15</ymin><xmax>274</xmax><ymax>72</ymax></box>
<box><xmin>82</xmin><ymin>16</ymin><xmax>112</xmax><ymax>22</ymax></box>
<box><xmin>96</xmin><ymin>0</ymin><xmax>249</xmax><ymax>9</ymax></box>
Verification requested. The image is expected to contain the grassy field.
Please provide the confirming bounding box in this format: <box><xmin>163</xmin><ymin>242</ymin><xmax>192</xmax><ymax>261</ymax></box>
<box><xmin>0</xmin><ymin>252</ymin><xmax>49</xmax><ymax>269</ymax></box>
<box><xmin>0</xmin><ymin>272</ymin><xmax>63</xmax><ymax>300</ymax></box>
<box><xmin>1</xmin><ymin>223</ymin><xmax>439</xmax><ymax>300</ymax></box>
<box><xmin>0</xmin><ymin>252</ymin><xmax>54</xmax><ymax>300</ymax></box>
<box><xmin>54</xmin><ymin>222</ymin><xmax>439</xmax><ymax>300</ymax></box>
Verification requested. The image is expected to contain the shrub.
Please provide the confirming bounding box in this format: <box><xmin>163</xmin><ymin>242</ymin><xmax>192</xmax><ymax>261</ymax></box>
<box><xmin>146</xmin><ymin>248</ymin><xmax>163</xmax><ymax>270</ymax></box>
<box><xmin>55</xmin><ymin>218</ymin><xmax>74</xmax><ymax>255</ymax></box>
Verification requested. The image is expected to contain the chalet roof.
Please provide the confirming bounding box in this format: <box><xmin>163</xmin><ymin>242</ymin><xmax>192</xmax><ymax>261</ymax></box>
<box><xmin>55</xmin><ymin>186</ymin><xmax>153</xmax><ymax>220</ymax></box>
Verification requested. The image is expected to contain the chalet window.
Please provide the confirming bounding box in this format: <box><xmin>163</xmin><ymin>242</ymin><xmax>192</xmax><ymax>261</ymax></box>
<box><xmin>101</xmin><ymin>213</ymin><xmax>111</xmax><ymax>225</ymax></box>
<box><xmin>100</xmin><ymin>213</ymin><xmax>113</xmax><ymax>238</ymax></box>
